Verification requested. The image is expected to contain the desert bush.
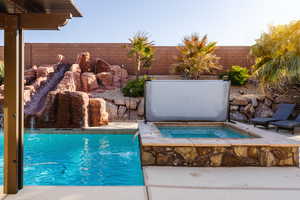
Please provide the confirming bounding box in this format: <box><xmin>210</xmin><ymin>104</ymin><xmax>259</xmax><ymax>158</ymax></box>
<box><xmin>122</xmin><ymin>76</ymin><xmax>149</xmax><ymax>97</ymax></box>
<box><xmin>220</xmin><ymin>66</ymin><xmax>250</xmax><ymax>86</ymax></box>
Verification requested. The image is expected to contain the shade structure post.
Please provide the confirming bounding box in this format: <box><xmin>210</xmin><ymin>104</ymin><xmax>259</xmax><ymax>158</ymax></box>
<box><xmin>18</xmin><ymin>15</ymin><xmax>24</xmax><ymax>190</ymax></box>
<box><xmin>3</xmin><ymin>15</ymin><xmax>22</xmax><ymax>194</ymax></box>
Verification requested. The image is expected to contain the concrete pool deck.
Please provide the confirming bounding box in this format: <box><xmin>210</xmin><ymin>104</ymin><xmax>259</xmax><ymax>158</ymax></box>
<box><xmin>2</xmin><ymin>167</ymin><xmax>300</xmax><ymax>200</ymax></box>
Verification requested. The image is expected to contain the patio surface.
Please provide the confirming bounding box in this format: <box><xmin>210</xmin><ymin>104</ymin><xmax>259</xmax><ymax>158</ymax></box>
<box><xmin>2</xmin><ymin>167</ymin><xmax>300</xmax><ymax>200</ymax></box>
<box><xmin>144</xmin><ymin>167</ymin><xmax>300</xmax><ymax>200</ymax></box>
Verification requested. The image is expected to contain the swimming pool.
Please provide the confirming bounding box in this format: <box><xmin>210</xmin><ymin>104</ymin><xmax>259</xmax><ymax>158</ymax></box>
<box><xmin>0</xmin><ymin>133</ymin><xmax>144</xmax><ymax>186</ymax></box>
<box><xmin>158</xmin><ymin>126</ymin><xmax>251</xmax><ymax>138</ymax></box>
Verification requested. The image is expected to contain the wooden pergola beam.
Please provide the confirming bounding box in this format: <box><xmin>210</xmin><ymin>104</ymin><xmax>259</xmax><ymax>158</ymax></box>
<box><xmin>7</xmin><ymin>0</ymin><xmax>44</xmax><ymax>13</ymax></box>
<box><xmin>0</xmin><ymin>13</ymin><xmax>71</xmax><ymax>30</ymax></box>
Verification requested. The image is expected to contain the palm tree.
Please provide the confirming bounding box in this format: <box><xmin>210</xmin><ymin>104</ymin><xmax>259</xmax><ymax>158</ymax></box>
<box><xmin>125</xmin><ymin>32</ymin><xmax>154</xmax><ymax>80</ymax></box>
<box><xmin>251</xmin><ymin>20</ymin><xmax>300</xmax><ymax>89</ymax></box>
<box><xmin>173</xmin><ymin>34</ymin><xmax>221</xmax><ymax>79</ymax></box>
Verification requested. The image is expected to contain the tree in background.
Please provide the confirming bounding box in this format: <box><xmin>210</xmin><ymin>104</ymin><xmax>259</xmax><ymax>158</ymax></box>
<box><xmin>125</xmin><ymin>32</ymin><xmax>154</xmax><ymax>80</ymax></box>
<box><xmin>251</xmin><ymin>20</ymin><xmax>300</xmax><ymax>89</ymax></box>
<box><xmin>172</xmin><ymin>34</ymin><xmax>221</xmax><ymax>79</ymax></box>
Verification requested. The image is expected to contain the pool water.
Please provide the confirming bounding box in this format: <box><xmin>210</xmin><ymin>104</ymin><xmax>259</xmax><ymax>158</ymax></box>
<box><xmin>0</xmin><ymin>133</ymin><xmax>144</xmax><ymax>186</ymax></box>
<box><xmin>158</xmin><ymin>126</ymin><xmax>251</xmax><ymax>138</ymax></box>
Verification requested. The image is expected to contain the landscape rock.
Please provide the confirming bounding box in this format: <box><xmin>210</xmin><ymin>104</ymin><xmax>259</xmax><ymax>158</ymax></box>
<box><xmin>138</xmin><ymin>98</ymin><xmax>144</xmax><ymax>116</ymax></box>
<box><xmin>97</xmin><ymin>72</ymin><xmax>113</xmax><ymax>89</ymax></box>
<box><xmin>231</xmin><ymin>96</ymin><xmax>249</xmax><ymax>106</ymax></box>
<box><xmin>94</xmin><ymin>58</ymin><xmax>110</xmax><ymax>74</ymax></box>
<box><xmin>125</xmin><ymin>97</ymin><xmax>139</xmax><ymax>110</ymax></box>
<box><xmin>89</xmin><ymin>98</ymin><xmax>109</xmax><ymax>126</ymax></box>
<box><xmin>230</xmin><ymin>111</ymin><xmax>248</xmax><ymax>122</ymax></box>
<box><xmin>56</xmin><ymin>71</ymin><xmax>77</xmax><ymax>92</ymax></box>
<box><xmin>118</xmin><ymin>106</ymin><xmax>127</xmax><ymax>119</ymax></box>
<box><xmin>114</xmin><ymin>97</ymin><xmax>126</xmax><ymax>106</ymax></box>
<box><xmin>110</xmin><ymin>65</ymin><xmax>128</xmax><ymax>87</ymax></box>
<box><xmin>36</xmin><ymin>66</ymin><xmax>54</xmax><ymax>78</ymax></box>
<box><xmin>255</xmin><ymin>103</ymin><xmax>274</xmax><ymax>118</ymax></box>
<box><xmin>81</xmin><ymin>72</ymin><xmax>99</xmax><ymax>92</ymax></box>
<box><xmin>77</xmin><ymin>52</ymin><xmax>93</xmax><ymax>73</ymax></box>
<box><xmin>69</xmin><ymin>64</ymin><xmax>81</xmax><ymax>73</ymax></box>
<box><xmin>106</xmin><ymin>101</ymin><xmax>118</xmax><ymax>120</ymax></box>
<box><xmin>56</xmin><ymin>91</ymin><xmax>89</xmax><ymax>128</ymax></box>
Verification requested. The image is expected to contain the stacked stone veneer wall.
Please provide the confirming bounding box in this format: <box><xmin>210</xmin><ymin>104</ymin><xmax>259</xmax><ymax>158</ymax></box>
<box><xmin>142</xmin><ymin>146</ymin><xmax>299</xmax><ymax>167</ymax></box>
<box><xmin>0</xmin><ymin>44</ymin><xmax>253</xmax><ymax>75</ymax></box>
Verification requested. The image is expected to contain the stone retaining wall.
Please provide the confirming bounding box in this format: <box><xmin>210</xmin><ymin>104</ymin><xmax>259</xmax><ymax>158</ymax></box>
<box><xmin>142</xmin><ymin>146</ymin><xmax>299</xmax><ymax>167</ymax></box>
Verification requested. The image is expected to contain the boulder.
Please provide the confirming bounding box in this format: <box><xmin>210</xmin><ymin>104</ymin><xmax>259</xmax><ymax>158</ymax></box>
<box><xmin>138</xmin><ymin>98</ymin><xmax>144</xmax><ymax>116</ymax></box>
<box><xmin>231</xmin><ymin>96</ymin><xmax>249</xmax><ymax>106</ymax></box>
<box><xmin>32</xmin><ymin>77</ymin><xmax>47</xmax><ymax>90</ymax></box>
<box><xmin>24</xmin><ymin>66</ymin><xmax>37</xmax><ymax>82</ymax></box>
<box><xmin>118</xmin><ymin>106</ymin><xmax>127</xmax><ymax>119</ymax></box>
<box><xmin>274</xmin><ymin>95</ymin><xmax>294</xmax><ymax>104</ymax></box>
<box><xmin>255</xmin><ymin>103</ymin><xmax>274</xmax><ymax>118</ymax></box>
<box><xmin>56</xmin><ymin>91</ymin><xmax>89</xmax><ymax>128</ymax></box>
<box><xmin>36</xmin><ymin>66</ymin><xmax>54</xmax><ymax>78</ymax></box>
<box><xmin>96</xmin><ymin>72</ymin><xmax>113</xmax><ymax>89</ymax></box>
<box><xmin>241</xmin><ymin>104</ymin><xmax>255</xmax><ymax>118</ymax></box>
<box><xmin>125</xmin><ymin>97</ymin><xmax>140</xmax><ymax>110</ymax></box>
<box><xmin>73</xmin><ymin>72</ymin><xmax>81</xmax><ymax>91</ymax></box>
<box><xmin>69</xmin><ymin>64</ymin><xmax>81</xmax><ymax>73</ymax></box>
<box><xmin>230</xmin><ymin>105</ymin><xmax>239</xmax><ymax>111</ymax></box>
<box><xmin>230</xmin><ymin>111</ymin><xmax>248</xmax><ymax>122</ymax></box>
<box><xmin>94</xmin><ymin>58</ymin><xmax>111</xmax><ymax>74</ymax></box>
<box><xmin>89</xmin><ymin>98</ymin><xmax>109</xmax><ymax>126</ymax></box>
<box><xmin>24</xmin><ymin>89</ymin><xmax>32</xmax><ymax>104</ymax></box>
<box><xmin>56</xmin><ymin>71</ymin><xmax>77</xmax><ymax>92</ymax></box>
<box><xmin>77</xmin><ymin>52</ymin><xmax>93</xmax><ymax>73</ymax></box>
<box><xmin>81</xmin><ymin>72</ymin><xmax>99</xmax><ymax>92</ymax></box>
<box><xmin>106</xmin><ymin>101</ymin><xmax>118</xmax><ymax>120</ymax></box>
<box><xmin>114</xmin><ymin>97</ymin><xmax>126</xmax><ymax>106</ymax></box>
<box><xmin>264</xmin><ymin>98</ymin><xmax>273</xmax><ymax>107</ymax></box>
<box><xmin>0</xmin><ymin>85</ymin><xmax>4</xmax><ymax>96</ymax></box>
<box><xmin>110</xmin><ymin>65</ymin><xmax>128</xmax><ymax>88</ymax></box>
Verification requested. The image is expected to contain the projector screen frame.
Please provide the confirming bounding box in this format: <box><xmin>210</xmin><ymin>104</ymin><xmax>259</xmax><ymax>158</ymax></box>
<box><xmin>144</xmin><ymin>79</ymin><xmax>232</xmax><ymax>123</ymax></box>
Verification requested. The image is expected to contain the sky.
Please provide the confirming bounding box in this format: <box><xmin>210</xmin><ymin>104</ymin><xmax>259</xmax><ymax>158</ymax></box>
<box><xmin>1</xmin><ymin>0</ymin><xmax>300</xmax><ymax>46</ymax></box>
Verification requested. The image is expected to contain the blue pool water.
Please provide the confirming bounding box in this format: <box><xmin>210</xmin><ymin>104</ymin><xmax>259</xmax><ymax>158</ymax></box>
<box><xmin>0</xmin><ymin>133</ymin><xmax>144</xmax><ymax>186</ymax></box>
<box><xmin>158</xmin><ymin>126</ymin><xmax>251</xmax><ymax>138</ymax></box>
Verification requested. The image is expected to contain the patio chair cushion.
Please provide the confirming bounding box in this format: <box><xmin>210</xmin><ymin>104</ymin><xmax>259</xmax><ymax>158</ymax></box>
<box><xmin>251</xmin><ymin>117</ymin><xmax>277</xmax><ymax>125</ymax></box>
<box><xmin>273</xmin><ymin>104</ymin><xmax>296</xmax><ymax>120</ymax></box>
<box><xmin>271</xmin><ymin>120</ymin><xmax>300</xmax><ymax>129</ymax></box>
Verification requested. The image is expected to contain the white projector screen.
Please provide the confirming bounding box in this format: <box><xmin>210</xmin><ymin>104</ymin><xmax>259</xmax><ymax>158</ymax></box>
<box><xmin>145</xmin><ymin>80</ymin><xmax>230</xmax><ymax>122</ymax></box>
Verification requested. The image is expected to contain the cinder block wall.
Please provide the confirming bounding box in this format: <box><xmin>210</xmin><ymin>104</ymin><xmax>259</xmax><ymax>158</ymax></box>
<box><xmin>0</xmin><ymin>43</ymin><xmax>253</xmax><ymax>75</ymax></box>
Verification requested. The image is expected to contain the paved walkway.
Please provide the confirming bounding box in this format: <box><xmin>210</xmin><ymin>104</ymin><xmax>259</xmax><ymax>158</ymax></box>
<box><xmin>144</xmin><ymin>167</ymin><xmax>300</xmax><ymax>200</ymax></box>
<box><xmin>2</xmin><ymin>167</ymin><xmax>300</xmax><ymax>200</ymax></box>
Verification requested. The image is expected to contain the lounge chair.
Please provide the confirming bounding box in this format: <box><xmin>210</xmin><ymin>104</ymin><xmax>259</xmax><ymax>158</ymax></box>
<box><xmin>270</xmin><ymin>114</ymin><xmax>300</xmax><ymax>134</ymax></box>
<box><xmin>251</xmin><ymin>103</ymin><xmax>295</xmax><ymax>129</ymax></box>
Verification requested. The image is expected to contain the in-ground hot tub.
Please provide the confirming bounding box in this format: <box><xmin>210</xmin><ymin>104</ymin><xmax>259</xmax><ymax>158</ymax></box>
<box><xmin>156</xmin><ymin>123</ymin><xmax>254</xmax><ymax>138</ymax></box>
<box><xmin>141</xmin><ymin>80</ymin><xmax>300</xmax><ymax>167</ymax></box>
<box><xmin>139</xmin><ymin>121</ymin><xmax>300</xmax><ymax>167</ymax></box>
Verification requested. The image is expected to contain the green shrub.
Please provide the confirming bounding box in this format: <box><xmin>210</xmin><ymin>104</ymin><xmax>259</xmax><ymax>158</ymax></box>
<box><xmin>122</xmin><ymin>77</ymin><xmax>148</xmax><ymax>97</ymax></box>
<box><xmin>0</xmin><ymin>62</ymin><xmax>4</xmax><ymax>85</ymax></box>
<box><xmin>221</xmin><ymin>66</ymin><xmax>250</xmax><ymax>86</ymax></box>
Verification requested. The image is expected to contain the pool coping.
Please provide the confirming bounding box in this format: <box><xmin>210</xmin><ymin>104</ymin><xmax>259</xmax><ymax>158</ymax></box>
<box><xmin>138</xmin><ymin>121</ymin><xmax>300</xmax><ymax>147</ymax></box>
<box><xmin>24</xmin><ymin>122</ymin><xmax>138</xmax><ymax>134</ymax></box>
